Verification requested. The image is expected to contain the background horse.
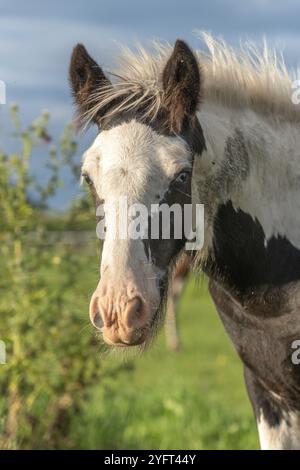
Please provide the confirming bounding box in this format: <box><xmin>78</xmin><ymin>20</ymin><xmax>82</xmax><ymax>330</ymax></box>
<box><xmin>165</xmin><ymin>252</ymin><xmax>191</xmax><ymax>351</ymax></box>
<box><xmin>69</xmin><ymin>33</ymin><xmax>300</xmax><ymax>449</ymax></box>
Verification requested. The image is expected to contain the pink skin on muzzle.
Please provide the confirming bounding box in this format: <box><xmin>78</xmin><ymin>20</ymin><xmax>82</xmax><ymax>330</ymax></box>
<box><xmin>89</xmin><ymin>272</ymin><xmax>159</xmax><ymax>346</ymax></box>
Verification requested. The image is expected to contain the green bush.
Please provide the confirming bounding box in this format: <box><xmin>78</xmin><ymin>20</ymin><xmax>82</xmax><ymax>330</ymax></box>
<box><xmin>0</xmin><ymin>105</ymin><xmax>122</xmax><ymax>449</ymax></box>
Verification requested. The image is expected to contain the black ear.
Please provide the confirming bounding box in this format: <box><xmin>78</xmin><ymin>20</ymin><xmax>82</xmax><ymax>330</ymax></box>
<box><xmin>69</xmin><ymin>44</ymin><xmax>111</xmax><ymax>127</ymax></box>
<box><xmin>162</xmin><ymin>40</ymin><xmax>202</xmax><ymax>133</ymax></box>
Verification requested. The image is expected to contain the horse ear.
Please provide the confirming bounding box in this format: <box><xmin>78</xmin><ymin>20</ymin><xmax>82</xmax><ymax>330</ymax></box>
<box><xmin>69</xmin><ymin>44</ymin><xmax>111</xmax><ymax>127</ymax></box>
<box><xmin>162</xmin><ymin>40</ymin><xmax>202</xmax><ymax>133</ymax></box>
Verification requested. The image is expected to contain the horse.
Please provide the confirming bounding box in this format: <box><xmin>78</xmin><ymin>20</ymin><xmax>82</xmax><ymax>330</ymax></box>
<box><xmin>165</xmin><ymin>252</ymin><xmax>191</xmax><ymax>351</ymax></box>
<box><xmin>69</xmin><ymin>33</ymin><xmax>300</xmax><ymax>449</ymax></box>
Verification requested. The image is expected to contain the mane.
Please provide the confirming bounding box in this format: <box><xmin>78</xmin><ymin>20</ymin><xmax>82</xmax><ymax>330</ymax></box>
<box><xmin>82</xmin><ymin>32</ymin><xmax>300</xmax><ymax>127</ymax></box>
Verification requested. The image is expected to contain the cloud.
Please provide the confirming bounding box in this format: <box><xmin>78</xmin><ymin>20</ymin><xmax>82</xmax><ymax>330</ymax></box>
<box><xmin>1</xmin><ymin>0</ymin><xmax>300</xmax><ymax>208</ymax></box>
<box><xmin>0</xmin><ymin>14</ymin><xmax>139</xmax><ymax>128</ymax></box>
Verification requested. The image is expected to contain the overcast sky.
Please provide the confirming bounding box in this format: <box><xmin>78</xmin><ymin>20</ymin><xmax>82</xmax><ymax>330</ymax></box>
<box><xmin>1</xmin><ymin>0</ymin><xmax>300</xmax><ymax>208</ymax></box>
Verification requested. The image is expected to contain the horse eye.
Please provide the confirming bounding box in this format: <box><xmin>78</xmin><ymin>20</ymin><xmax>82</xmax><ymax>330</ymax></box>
<box><xmin>175</xmin><ymin>171</ymin><xmax>189</xmax><ymax>184</ymax></box>
<box><xmin>82</xmin><ymin>173</ymin><xmax>93</xmax><ymax>187</ymax></box>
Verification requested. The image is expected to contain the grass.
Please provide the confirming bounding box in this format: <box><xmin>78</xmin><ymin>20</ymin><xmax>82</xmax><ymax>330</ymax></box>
<box><xmin>70</xmin><ymin>272</ymin><xmax>259</xmax><ymax>450</ymax></box>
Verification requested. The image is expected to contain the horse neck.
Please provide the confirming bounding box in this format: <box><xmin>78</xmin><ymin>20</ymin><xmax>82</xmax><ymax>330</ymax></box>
<box><xmin>192</xmin><ymin>103</ymin><xmax>300</xmax><ymax>291</ymax></box>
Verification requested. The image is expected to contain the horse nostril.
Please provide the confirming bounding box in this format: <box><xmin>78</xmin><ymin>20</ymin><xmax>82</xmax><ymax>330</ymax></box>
<box><xmin>92</xmin><ymin>311</ymin><xmax>104</xmax><ymax>330</ymax></box>
<box><xmin>124</xmin><ymin>296</ymin><xmax>146</xmax><ymax>329</ymax></box>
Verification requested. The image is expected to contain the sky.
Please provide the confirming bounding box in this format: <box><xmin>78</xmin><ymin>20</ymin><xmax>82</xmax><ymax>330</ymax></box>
<box><xmin>1</xmin><ymin>0</ymin><xmax>300</xmax><ymax>208</ymax></box>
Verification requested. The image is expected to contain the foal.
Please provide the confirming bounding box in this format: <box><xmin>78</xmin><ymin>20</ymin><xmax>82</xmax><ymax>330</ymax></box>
<box><xmin>70</xmin><ymin>34</ymin><xmax>300</xmax><ymax>449</ymax></box>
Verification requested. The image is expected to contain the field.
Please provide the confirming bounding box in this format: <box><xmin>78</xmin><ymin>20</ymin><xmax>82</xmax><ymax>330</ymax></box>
<box><xmin>67</xmin><ymin>253</ymin><xmax>259</xmax><ymax>450</ymax></box>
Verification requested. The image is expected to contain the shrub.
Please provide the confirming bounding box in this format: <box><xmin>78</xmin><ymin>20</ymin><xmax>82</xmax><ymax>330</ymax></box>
<box><xmin>0</xmin><ymin>105</ymin><xmax>122</xmax><ymax>449</ymax></box>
